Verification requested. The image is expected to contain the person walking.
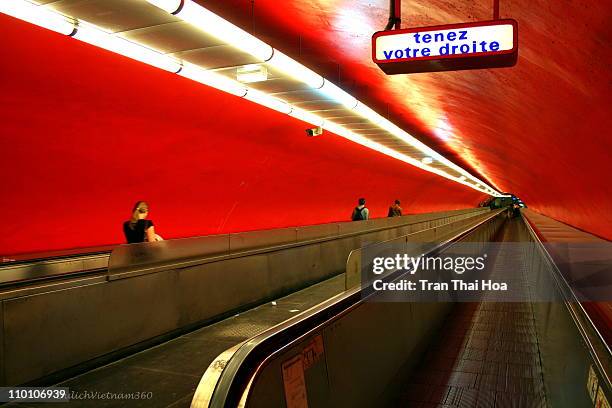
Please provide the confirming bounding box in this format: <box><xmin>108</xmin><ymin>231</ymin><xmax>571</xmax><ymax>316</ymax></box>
<box><xmin>351</xmin><ymin>198</ymin><xmax>369</xmax><ymax>221</ymax></box>
<box><xmin>388</xmin><ymin>199</ymin><xmax>403</xmax><ymax>217</ymax></box>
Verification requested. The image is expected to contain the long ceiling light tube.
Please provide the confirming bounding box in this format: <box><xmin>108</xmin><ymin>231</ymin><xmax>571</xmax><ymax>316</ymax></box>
<box><xmin>143</xmin><ymin>0</ymin><xmax>501</xmax><ymax>195</ymax></box>
<box><xmin>244</xmin><ymin>88</ymin><xmax>292</xmax><ymax>114</ymax></box>
<box><xmin>353</xmin><ymin>103</ymin><xmax>385</xmax><ymax>125</ymax></box>
<box><xmin>0</xmin><ymin>0</ymin><xmax>75</xmax><ymax>35</ymax></box>
<box><xmin>319</xmin><ymin>80</ymin><xmax>358</xmax><ymax>109</ymax></box>
<box><xmin>266</xmin><ymin>50</ymin><xmax>325</xmax><ymax>89</ymax></box>
<box><xmin>150</xmin><ymin>0</ymin><xmax>274</xmax><ymax>62</ymax></box>
<box><xmin>145</xmin><ymin>0</ymin><xmax>182</xmax><ymax>14</ymax></box>
<box><xmin>149</xmin><ymin>0</ymin><xmax>325</xmax><ymax>88</ymax></box>
<box><xmin>179</xmin><ymin>62</ymin><xmax>248</xmax><ymax>97</ymax></box>
<box><xmin>74</xmin><ymin>22</ymin><xmax>181</xmax><ymax>73</ymax></box>
<box><xmin>2</xmin><ymin>0</ymin><xmax>501</xmax><ymax>196</ymax></box>
<box><xmin>177</xmin><ymin>0</ymin><xmax>274</xmax><ymax>61</ymax></box>
<box><xmin>0</xmin><ymin>0</ymin><xmax>181</xmax><ymax>74</ymax></box>
<box><xmin>289</xmin><ymin>108</ymin><xmax>325</xmax><ymax>127</ymax></box>
<box><xmin>324</xmin><ymin>122</ymin><xmax>473</xmax><ymax>184</ymax></box>
<box><xmin>377</xmin><ymin>117</ymin><xmax>492</xmax><ymax>185</ymax></box>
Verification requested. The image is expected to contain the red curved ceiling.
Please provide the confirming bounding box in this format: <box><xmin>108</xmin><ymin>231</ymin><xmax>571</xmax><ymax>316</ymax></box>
<box><xmin>198</xmin><ymin>0</ymin><xmax>612</xmax><ymax>240</ymax></box>
<box><xmin>0</xmin><ymin>15</ymin><xmax>484</xmax><ymax>256</ymax></box>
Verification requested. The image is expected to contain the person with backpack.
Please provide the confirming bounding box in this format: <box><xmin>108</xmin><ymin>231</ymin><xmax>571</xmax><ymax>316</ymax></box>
<box><xmin>351</xmin><ymin>198</ymin><xmax>369</xmax><ymax>221</ymax></box>
<box><xmin>387</xmin><ymin>199</ymin><xmax>403</xmax><ymax>217</ymax></box>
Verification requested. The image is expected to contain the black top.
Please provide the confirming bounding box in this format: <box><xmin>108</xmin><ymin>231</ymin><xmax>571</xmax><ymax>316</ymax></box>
<box><xmin>388</xmin><ymin>206</ymin><xmax>402</xmax><ymax>217</ymax></box>
<box><xmin>123</xmin><ymin>219</ymin><xmax>154</xmax><ymax>244</ymax></box>
<box><xmin>352</xmin><ymin>207</ymin><xmax>364</xmax><ymax>221</ymax></box>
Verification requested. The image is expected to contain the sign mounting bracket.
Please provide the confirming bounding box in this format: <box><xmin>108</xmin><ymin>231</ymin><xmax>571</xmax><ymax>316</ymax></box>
<box><xmin>385</xmin><ymin>0</ymin><xmax>402</xmax><ymax>30</ymax></box>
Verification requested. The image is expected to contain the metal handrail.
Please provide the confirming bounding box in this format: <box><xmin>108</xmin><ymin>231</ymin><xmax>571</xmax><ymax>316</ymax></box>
<box><xmin>343</xmin><ymin>210</ymin><xmax>495</xmax><ymax>289</ymax></box>
<box><xmin>198</xmin><ymin>212</ymin><xmax>611</xmax><ymax>407</ymax></box>
<box><xmin>522</xmin><ymin>214</ymin><xmax>611</xmax><ymax>389</ymax></box>
<box><xmin>107</xmin><ymin>209</ymin><xmax>490</xmax><ymax>279</ymax></box>
<box><xmin>0</xmin><ymin>209</ymin><xmax>488</xmax><ymax>287</ymax></box>
<box><xmin>195</xmin><ymin>209</ymin><xmax>503</xmax><ymax>408</ymax></box>
<box><xmin>0</xmin><ymin>252</ymin><xmax>111</xmax><ymax>288</ymax></box>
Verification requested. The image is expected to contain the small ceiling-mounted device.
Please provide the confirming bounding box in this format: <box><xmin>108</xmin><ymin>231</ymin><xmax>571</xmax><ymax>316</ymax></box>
<box><xmin>237</xmin><ymin>64</ymin><xmax>268</xmax><ymax>83</ymax></box>
<box><xmin>306</xmin><ymin>126</ymin><xmax>323</xmax><ymax>137</ymax></box>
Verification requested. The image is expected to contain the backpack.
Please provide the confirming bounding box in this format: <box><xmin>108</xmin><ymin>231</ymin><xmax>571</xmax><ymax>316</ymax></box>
<box><xmin>352</xmin><ymin>207</ymin><xmax>364</xmax><ymax>221</ymax></box>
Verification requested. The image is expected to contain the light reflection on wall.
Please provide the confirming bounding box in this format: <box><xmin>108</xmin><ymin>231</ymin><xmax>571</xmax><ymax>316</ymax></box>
<box><xmin>439</xmin><ymin>119</ymin><xmax>494</xmax><ymax>180</ymax></box>
<box><xmin>329</xmin><ymin>2</ymin><xmax>495</xmax><ymax>184</ymax></box>
<box><xmin>334</xmin><ymin>8</ymin><xmax>374</xmax><ymax>36</ymax></box>
<box><xmin>331</xmin><ymin>4</ymin><xmax>377</xmax><ymax>56</ymax></box>
<box><xmin>434</xmin><ymin>117</ymin><xmax>453</xmax><ymax>141</ymax></box>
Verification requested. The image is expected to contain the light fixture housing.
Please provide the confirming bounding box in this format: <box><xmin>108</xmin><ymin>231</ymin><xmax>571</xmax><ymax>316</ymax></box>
<box><xmin>290</xmin><ymin>108</ymin><xmax>325</xmax><ymax>127</ymax></box>
<box><xmin>266</xmin><ymin>50</ymin><xmax>324</xmax><ymax>88</ymax></box>
<box><xmin>244</xmin><ymin>88</ymin><xmax>291</xmax><ymax>114</ymax></box>
<box><xmin>237</xmin><ymin>64</ymin><xmax>268</xmax><ymax>83</ymax></box>
<box><xmin>421</xmin><ymin>157</ymin><xmax>434</xmax><ymax>164</ymax></box>
<box><xmin>179</xmin><ymin>63</ymin><xmax>248</xmax><ymax>97</ymax></box>
<box><xmin>1</xmin><ymin>0</ymin><xmax>505</xmax><ymax>197</ymax></box>
<box><xmin>1</xmin><ymin>0</ymin><xmax>75</xmax><ymax>35</ymax></box>
<box><xmin>174</xmin><ymin>0</ymin><xmax>274</xmax><ymax>61</ymax></box>
<box><xmin>73</xmin><ymin>22</ymin><xmax>181</xmax><ymax>73</ymax></box>
<box><xmin>319</xmin><ymin>80</ymin><xmax>358</xmax><ymax>108</ymax></box>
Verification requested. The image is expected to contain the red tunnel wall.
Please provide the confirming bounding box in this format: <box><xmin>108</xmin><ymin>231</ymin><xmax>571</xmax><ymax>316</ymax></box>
<box><xmin>0</xmin><ymin>16</ymin><xmax>484</xmax><ymax>256</ymax></box>
<box><xmin>234</xmin><ymin>0</ymin><xmax>612</xmax><ymax>241</ymax></box>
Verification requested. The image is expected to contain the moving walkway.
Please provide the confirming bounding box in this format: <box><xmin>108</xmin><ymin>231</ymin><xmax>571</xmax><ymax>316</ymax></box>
<box><xmin>196</xmin><ymin>212</ymin><xmax>611</xmax><ymax>408</ymax></box>
<box><xmin>0</xmin><ymin>208</ymin><xmax>490</xmax><ymax>405</ymax></box>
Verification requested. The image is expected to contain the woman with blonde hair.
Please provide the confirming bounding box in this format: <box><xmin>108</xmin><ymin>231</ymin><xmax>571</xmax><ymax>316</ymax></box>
<box><xmin>123</xmin><ymin>201</ymin><xmax>162</xmax><ymax>243</ymax></box>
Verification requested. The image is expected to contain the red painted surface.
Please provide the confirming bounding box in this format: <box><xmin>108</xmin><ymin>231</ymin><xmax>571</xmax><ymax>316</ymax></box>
<box><xmin>198</xmin><ymin>0</ymin><xmax>612</xmax><ymax>240</ymax></box>
<box><xmin>0</xmin><ymin>16</ymin><xmax>484</xmax><ymax>256</ymax></box>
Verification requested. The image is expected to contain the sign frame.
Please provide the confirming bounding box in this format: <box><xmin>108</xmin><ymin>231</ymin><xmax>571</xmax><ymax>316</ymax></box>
<box><xmin>372</xmin><ymin>19</ymin><xmax>518</xmax><ymax>74</ymax></box>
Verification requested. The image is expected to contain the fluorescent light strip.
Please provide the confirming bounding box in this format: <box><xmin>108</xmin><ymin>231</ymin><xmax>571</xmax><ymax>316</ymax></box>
<box><xmin>379</xmin><ymin>120</ymin><xmax>492</xmax><ymax>187</ymax></box>
<box><xmin>2</xmin><ymin>0</ymin><xmax>180</xmax><ymax>74</ymax></box>
<box><xmin>146</xmin><ymin>0</ymin><xmax>182</xmax><ymax>14</ymax></box>
<box><xmin>352</xmin><ymin>104</ymin><xmax>493</xmax><ymax>188</ymax></box>
<box><xmin>74</xmin><ymin>22</ymin><xmax>181</xmax><ymax>73</ymax></box>
<box><xmin>180</xmin><ymin>62</ymin><xmax>247</xmax><ymax>96</ymax></box>
<box><xmin>319</xmin><ymin>80</ymin><xmax>358</xmax><ymax>109</ymax></box>
<box><xmin>179</xmin><ymin>0</ymin><xmax>274</xmax><ymax>61</ymax></box>
<box><xmin>421</xmin><ymin>157</ymin><xmax>434</xmax><ymax>164</ymax></box>
<box><xmin>324</xmin><ymin>122</ymin><xmax>470</xmax><ymax>183</ymax></box>
<box><xmin>0</xmin><ymin>0</ymin><xmax>75</xmax><ymax>35</ymax></box>
<box><xmin>142</xmin><ymin>0</ymin><xmax>500</xmax><ymax>195</ymax></box>
<box><xmin>150</xmin><ymin>0</ymin><xmax>325</xmax><ymax>88</ymax></box>
<box><xmin>353</xmin><ymin>103</ymin><xmax>385</xmax><ymax>124</ymax></box>
<box><xmin>267</xmin><ymin>50</ymin><xmax>325</xmax><ymax>88</ymax></box>
<box><xmin>2</xmin><ymin>1</ymin><xmax>501</xmax><ymax>196</ymax></box>
<box><xmin>237</xmin><ymin>64</ymin><xmax>268</xmax><ymax>83</ymax></box>
<box><xmin>244</xmin><ymin>88</ymin><xmax>292</xmax><ymax>114</ymax></box>
<box><xmin>329</xmin><ymin>121</ymin><xmax>497</xmax><ymax>195</ymax></box>
<box><xmin>152</xmin><ymin>0</ymin><xmax>274</xmax><ymax>61</ymax></box>
<box><xmin>289</xmin><ymin>108</ymin><xmax>325</xmax><ymax>127</ymax></box>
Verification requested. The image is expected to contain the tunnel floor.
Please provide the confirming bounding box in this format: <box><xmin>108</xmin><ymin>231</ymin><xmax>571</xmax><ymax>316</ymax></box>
<box><xmin>398</xmin><ymin>218</ymin><xmax>548</xmax><ymax>407</ymax></box>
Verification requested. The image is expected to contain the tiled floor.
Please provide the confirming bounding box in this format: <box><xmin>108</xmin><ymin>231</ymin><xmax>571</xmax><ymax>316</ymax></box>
<box><xmin>399</xmin><ymin>219</ymin><xmax>548</xmax><ymax>407</ymax></box>
<box><xmin>8</xmin><ymin>274</ymin><xmax>345</xmax><ymax>408</ymax></box>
